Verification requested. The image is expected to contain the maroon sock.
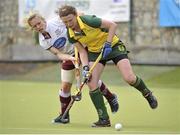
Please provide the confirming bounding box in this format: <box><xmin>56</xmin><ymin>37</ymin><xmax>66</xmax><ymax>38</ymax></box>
<box><xmin>99</xmin><ymin>81</ymin><xmax>113</xmax><ymax>101</ymax></box>
<box><xmin>59</xmin><ymin>95</ymin><xmax>71</xmax><ymax>115</ymax></box>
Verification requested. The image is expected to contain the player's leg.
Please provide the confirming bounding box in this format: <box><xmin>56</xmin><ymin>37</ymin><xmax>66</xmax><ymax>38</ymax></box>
<box><xmin>98</xmin><ymin>80</ymin><xmax>119</xmax><ymax>113</ymax></box>
<box><xmin>88</xmin><ymin>61</ymin><xmax>111</xmax><ymax>127</ymax></box>
<box><xmin>52</xmin><ymin>61</ymin><xmax>75</xmax><ymax>124</ymax></box>
<box><xmin>115</xmin><ymin>57</ymin><xmax>158</xmax><ymax>109</ymax></box>
<box><xmin>84</xmin><ymin>47</ymin><xmax>118</xmax><ymax>113</ymax></box>
<box><xmin>80</xmin><ymin>47</ymin><xmax>117</xmax><ymax>110</ymax></box>
<box><xmin>109</xmin><ymin>42</ymin><xmax>158</xmax><ymax>109</ymax></box>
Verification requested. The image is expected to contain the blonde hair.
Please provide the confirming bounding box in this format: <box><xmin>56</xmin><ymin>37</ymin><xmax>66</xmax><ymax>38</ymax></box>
<box><xmin>27</xmin><ymin>13</ymin><xmax>45</xmax><ymax>27</ymax></box>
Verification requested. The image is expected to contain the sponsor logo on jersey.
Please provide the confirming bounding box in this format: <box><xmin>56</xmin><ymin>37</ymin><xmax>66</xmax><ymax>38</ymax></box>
<box><xmin>53</xmin><ymin>37</ymin><xmax>66</xmax><ymax>49</ymax></box>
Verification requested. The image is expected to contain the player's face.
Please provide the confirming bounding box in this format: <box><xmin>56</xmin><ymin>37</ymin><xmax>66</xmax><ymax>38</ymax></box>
<box><xmin>29</xmin><ymin>17</ymin><xmax>46</xmax><ymax>33</ymax></box>
<box><xmin>61</xmin><ymin>14</ymin><xmax>78</xmax><ymax>30</ymax></box>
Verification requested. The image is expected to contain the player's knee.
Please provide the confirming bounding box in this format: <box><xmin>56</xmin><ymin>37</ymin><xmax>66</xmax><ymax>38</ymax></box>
<box><xmin>87</xmin><ymin>81</ymin><xmax>98</xmax><ymax>91</ymax></box>
<box><xmin>123</xmin><ymin>74</ymin><xmax>136</xmax><ymax>85</ymax></box>
<box><xmin>62</xmin><ymin>82</ymin><xmax>72</xmax><ymax>93</ymax></box>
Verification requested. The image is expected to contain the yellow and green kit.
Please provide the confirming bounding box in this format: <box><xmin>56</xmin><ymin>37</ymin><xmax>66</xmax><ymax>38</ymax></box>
<box><xmin>67</xmin><ymin>15</ymin><xmax>128</xmax><ymax>62</ymax></box>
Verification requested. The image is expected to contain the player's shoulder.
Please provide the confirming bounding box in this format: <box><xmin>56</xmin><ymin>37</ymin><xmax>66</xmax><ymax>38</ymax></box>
<box><xmin>39</xmin><ymin>32</ymin><xmax>44</xmax><ymax>41</ymax></box>
<box><xmin>47</xmin><ymin>16</ymin><xmax>65</xmax><ymax>27</ymax></box>
<box><xmin>80</xmin><ymin>15</ymin><xmax>101</xmax><ymax>27</ymax></box>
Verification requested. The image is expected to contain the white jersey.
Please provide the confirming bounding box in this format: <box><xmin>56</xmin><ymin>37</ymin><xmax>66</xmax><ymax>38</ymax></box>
<box><xmin>39</xmin><ymin>17</ymin><xmax>74</xmax><ymax>55</ymax></box>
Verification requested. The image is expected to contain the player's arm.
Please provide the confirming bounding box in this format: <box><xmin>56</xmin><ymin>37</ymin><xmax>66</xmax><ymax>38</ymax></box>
<box><xmin>66</xmin><ymin>28</ymin><xmax>88</xmax><ymax>66</ymax></box>
<box><xmin>80</xmin><ymin>15</ymin><xmax>117</xmax><ymax>44</ymax></box>
<box><xmin>100</xmin><ymin>19</ymin><xmax>117</xmax><ymax>43</ymax></box>
<box><xmin>74</xmin><ymin>42</ymin><xmax>89</xmax><ymax>67</ymax></box>
<box><xmin>48</xmin><ymin>46</ymin><xmax>76</xmax><ymax>61</ymax></box>
<box><xmin>100</xmin><ymin>19</ymin><xmax>117</xmax><ymax>58</ymax></box>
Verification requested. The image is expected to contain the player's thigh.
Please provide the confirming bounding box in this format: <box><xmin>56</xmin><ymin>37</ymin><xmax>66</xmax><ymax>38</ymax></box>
<box><xmin>61</xmin><ymin>60</ymin><xmax>75</xmax><ymax>84</ymax></box>
<box><xmin>116</xmin><ymin>58</ymin><xmax>136</xmax><ymax>83</ymax></box>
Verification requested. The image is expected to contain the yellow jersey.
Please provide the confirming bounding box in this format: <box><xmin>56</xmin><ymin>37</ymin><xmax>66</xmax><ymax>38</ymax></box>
<box><xmin>67</xmin><ymin>15</ymin><xmax>119</xmax><ymax>53</ymax></box>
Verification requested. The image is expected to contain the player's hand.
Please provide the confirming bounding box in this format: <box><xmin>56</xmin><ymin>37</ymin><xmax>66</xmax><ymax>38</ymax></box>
<box><xmin>102</xmin><ymin>41</ymin><xmax>112</xmax><ymax>59</ymax></box>
<box><xmin>70</xmin><ymin>56</ymin><xmax>78</xmax><ymax>66</ymax></box>
<box><xmin>73</xmin><ymin>58</ymin><xmax>80</xmax><ymax>69</ymax></box>
<box><xmin>82</xmin><ymin>65</ymin><xmax>91</xmax><ymax>81</ymax></box>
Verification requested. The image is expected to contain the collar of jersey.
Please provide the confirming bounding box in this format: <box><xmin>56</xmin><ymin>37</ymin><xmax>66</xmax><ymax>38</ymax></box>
<box><xmin>68</xmin><ymin>16</ymin><xmax>85</xmax><ymax>38</ymax></box>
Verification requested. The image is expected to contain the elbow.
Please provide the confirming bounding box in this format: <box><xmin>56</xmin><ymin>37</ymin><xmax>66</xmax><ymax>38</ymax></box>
<box><xmin>108</xmin><ymin>21</ymin><xmax>117</xmax><ymax>31</ymax></box>
<box><xmin>113</xmin><ymin>22</ymin><xmax>117</xmax><ymax>29</ymax></box>
<box><xmin>53</xmin><ymin>51</ymin><xmax>57</xmax><ymax>55</ymax></box>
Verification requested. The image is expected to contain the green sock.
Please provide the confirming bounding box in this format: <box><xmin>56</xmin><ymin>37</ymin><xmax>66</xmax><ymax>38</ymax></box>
<box><xmin>89</xmin><ymin>88</ymin><xmax>109</xmax><ymax>119</ymax></box>
<box><xmin>131</xmin><ymin>76</ymin><xmax>150</xmax><ymax>96</ymax></box>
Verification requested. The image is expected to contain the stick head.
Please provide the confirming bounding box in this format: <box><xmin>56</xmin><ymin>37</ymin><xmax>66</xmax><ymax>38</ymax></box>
<box><xmin>72</xmin><ymin>93</ymin><xmax>82</xmax><ymax>101</ymax></box>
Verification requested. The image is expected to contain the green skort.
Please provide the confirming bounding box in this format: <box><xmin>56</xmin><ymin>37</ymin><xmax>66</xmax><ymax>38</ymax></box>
<box><xmin>88</xmin><ymin>41</ymin><xmax>129</xmax><ymax>65</ymax></box>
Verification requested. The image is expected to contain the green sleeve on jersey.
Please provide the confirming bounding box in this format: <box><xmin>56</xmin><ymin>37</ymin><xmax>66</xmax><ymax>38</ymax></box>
<box><xmin>67</xmin><ymin>29</ymin><xmax>77</xmax><ymax>44</ymax></box>
<box><xmin>80</xmin><ymin>15</ymin><xmax>102</xmax><ymax>28</ymax></box>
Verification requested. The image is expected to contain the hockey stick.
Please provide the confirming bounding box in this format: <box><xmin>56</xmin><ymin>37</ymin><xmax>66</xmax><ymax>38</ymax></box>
<box><xmin>61</xmin><ymin>52</ymin><xmax>103</xmax><ymax>121</ymax></box>
<box><xmin>73</xmin><ymin>47</ymin><xmax>81</xmax><ymax>101</ymax></box>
